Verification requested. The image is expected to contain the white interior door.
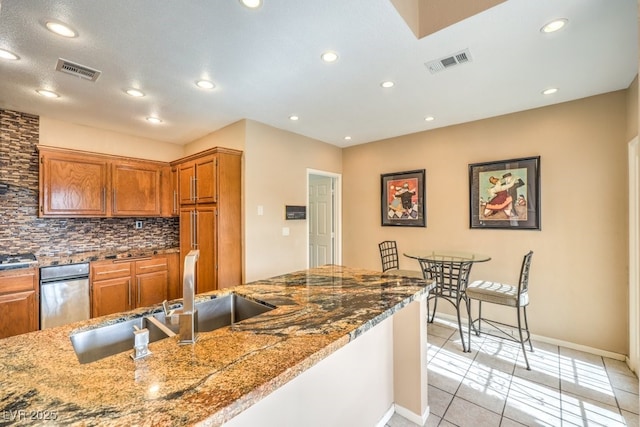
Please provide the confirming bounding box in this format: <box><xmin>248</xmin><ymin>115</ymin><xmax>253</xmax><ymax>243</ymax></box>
<box><xmin>309</xmin><ymin>174</ymin><xmax>334</xmax><ymax>267</ymax></box>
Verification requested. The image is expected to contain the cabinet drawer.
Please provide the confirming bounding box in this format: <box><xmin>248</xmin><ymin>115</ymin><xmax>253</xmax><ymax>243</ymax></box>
<box><xmin>91</xmin><ymin>261</ymin><xmax>132</xmax><ymax>281</ymax></box>
<box><xmin>0</xmin><ymin>269</ymin><xmax>37</xmax><ymax>294</ymax></box>
<box><xmin>135</xmin><ymin>257</ymin><xmax>167</xmax><ymax>275</ymax></box>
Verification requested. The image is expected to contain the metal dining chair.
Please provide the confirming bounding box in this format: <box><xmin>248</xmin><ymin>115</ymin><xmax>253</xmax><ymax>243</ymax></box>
<box><xmin>417</xmin><ymin>257</ymin><xmax>473</xmax><ymax>351</ymax></box>
<box><xmin>466</xmin><ymin>251</ymin><xmax>534</xmax><ymax>370</ymax></box>
<box><xmin>378</xmin><ymin>241</ymin><xmax>422</xmax><ymax>278</ymax></box>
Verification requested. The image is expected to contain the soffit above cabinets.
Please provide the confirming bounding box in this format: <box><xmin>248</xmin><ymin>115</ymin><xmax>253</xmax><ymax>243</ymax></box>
<box><xmin>390</xmin><ymin>0</ymin><xmax>508</xmax><ymax>39</ymax></box>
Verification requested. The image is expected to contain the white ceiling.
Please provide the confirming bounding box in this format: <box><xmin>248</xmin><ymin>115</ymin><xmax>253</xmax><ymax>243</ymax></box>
<box><xmin>0</xmin><ymin>0</ymin><xmax>636</xmax><ymax>148</ymax></box>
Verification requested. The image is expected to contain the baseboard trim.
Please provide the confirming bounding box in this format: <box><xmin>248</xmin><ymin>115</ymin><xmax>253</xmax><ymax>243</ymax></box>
<box><xmin>375</xmin><ymin>405</ymin><xmax>395</xmax><ymax>427</ymax></box>
<box><xmin>393</xmin><ymin>403</ymin><xmax>430</xmax><ymax>426</ymax></box>
<box><xmin>434</xmin><ymin>313</ymin><xmax>627</xmax><ymax>362</ymax></box>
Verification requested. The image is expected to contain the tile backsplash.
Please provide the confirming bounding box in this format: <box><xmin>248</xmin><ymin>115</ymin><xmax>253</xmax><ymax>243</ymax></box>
<box><xmin>0</xmin><ymin>109</ymin><xmax>179</xmax><ymax>256</ymax></box>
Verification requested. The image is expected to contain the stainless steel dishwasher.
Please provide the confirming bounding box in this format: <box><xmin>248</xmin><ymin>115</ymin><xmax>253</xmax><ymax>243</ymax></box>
<box><xmin>40</xmin><ymin>263</ymin><xmax>90</xmax><ymax>329</ymax></box>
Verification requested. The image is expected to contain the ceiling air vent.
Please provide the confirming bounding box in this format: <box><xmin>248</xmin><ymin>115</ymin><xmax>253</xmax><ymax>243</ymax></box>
<box><xmin>425</xmin><ymin>48</ymin><xmax>473</xmax><ymax>74</ymax></box>
<box><xmin>55</xmin><ymin>58</ymin><xmax>101</xmax><ymax>81</ymax></box>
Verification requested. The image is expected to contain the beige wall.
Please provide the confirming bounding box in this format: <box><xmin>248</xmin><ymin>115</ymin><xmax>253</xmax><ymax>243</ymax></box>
<box><xmin>183</xmin><ymin>120</ymin><xmax>246</xmax><ymax>156</ymax></box>
<box><xmin>244</xmin><ymin>120</ymin><xmax>342</xmax><ymax>282</ymax></box>
<box><xmin>39</xmin><ymin>117</ymin><xmax>184</xmax><ymax>162</ymax></box>
<box><xmin>343</xmin><ymin>91</ymin><xmax>629</xmax><ymax>354</ymax></box>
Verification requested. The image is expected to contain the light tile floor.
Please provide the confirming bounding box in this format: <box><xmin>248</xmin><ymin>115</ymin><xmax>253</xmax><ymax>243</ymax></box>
<box><xmin>386</xmin><ymin>318</ymin><xmax>639</xmax><ymax>427</ymax></box>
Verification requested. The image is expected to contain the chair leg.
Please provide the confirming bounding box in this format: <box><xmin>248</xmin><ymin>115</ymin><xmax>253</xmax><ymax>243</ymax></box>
<box><xmin>517</xmin><ymin>306</ymin><xmax>531</xmax><ymax>370</ymax></box>
<box><xmin>455</xmin><ymin>297</ymin><xmax>467</xmax><ymax>352</ymax></box>
<box><xmin>467</xmin><ymin>299</ymin><xmax>472</xmax><ymax>352</ymax></box>
<box><xmin>477</xmin><ymin>301</ymin><xmax>483</xmax><ymax>336</ymax></box>
<box><xmin>427</xmin><ymin>294</ymin><xmax>438</xmax><ymax>323</ymax></box>
<box><xmin>523</xmin><ymin>306</ymin><xmax>533</xmax><ymax>352</ymax></box>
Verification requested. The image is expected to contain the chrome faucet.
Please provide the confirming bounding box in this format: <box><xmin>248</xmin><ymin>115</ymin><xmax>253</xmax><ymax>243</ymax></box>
<box><xmin>178</xmin><ymin>249</ymin><xmax>199</xmax><ymax>344</ymax></box>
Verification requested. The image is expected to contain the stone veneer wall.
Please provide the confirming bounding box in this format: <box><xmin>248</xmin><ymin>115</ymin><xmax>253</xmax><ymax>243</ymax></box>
<box><xmin>0</xmin><ymin>109</ymin><xmax>179</xmax><ymax>256</ymax></box>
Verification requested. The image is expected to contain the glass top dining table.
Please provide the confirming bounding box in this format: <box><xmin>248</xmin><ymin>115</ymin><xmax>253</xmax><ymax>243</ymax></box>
<box><xmin>403</xmin><ymin>250</ymin><xmax>491</xmax><ymax>263</ymax></box>
<box><xmin>403</xmin><ymin>250</ymin><xmax>491</xmax><ymax>352</ymax></box>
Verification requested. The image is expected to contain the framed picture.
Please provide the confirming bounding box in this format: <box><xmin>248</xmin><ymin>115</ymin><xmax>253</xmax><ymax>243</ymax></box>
<box><xmin>469</xmin><ymin>156</ymin><xmax>540</xmax><ymax>230</ymax></box>
<box><xmin>381</xmin><ymin>169</ymin><xmax>426</xmax><ymax>227</ymax></box>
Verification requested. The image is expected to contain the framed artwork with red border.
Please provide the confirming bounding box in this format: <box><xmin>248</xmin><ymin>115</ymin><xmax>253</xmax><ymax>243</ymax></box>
<box><xmin>381</xmin><ymin>169</ymin><xmax>425</xmax><ymax>227</ymax></box>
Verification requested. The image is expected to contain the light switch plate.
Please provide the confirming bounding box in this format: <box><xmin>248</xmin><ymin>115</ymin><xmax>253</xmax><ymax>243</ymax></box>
<box><xmin>282</xmin><ymin>227</ymin><xmax>290</xmax><ymax>236</ymax></box>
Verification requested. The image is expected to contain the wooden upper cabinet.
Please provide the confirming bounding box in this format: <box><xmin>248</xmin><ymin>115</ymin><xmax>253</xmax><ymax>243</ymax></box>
<box><xmin>39</xmin><ymin>150</ymin><xmax>109</xmax><ymax>216</ymax></box>
<box><xmin>178</xmin><ymin>162</ymin><xmax>196</xmax><ymax>205</ymax></box>
<box><xmin>160</xmin><ymin>165</ymin><xmax>179</xmax><ymax>217</ymax></box>
<box><xmin>38</xmin><ymin>146</ymin><xmax>169</xmax><ymax>218</ymax></box>
<box><xmin>178</xmin><ymin>155</ymin><xmax>217</xmax><ymax>205</ymax></box>
<box><xmin>195</xmin><ymin>155</ymin><xmax>217</xmax><ymax>204</ymax></box>
<box><xmin>112</xmin><ymin>161</ymin><xmax>161</xmax><ymax>216</ymax></box>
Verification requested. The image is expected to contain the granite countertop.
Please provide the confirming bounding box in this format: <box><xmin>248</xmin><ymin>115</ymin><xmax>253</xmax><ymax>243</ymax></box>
<box><xmin>0</xmin><ymin>265</ymin><xmax>433</xmax><ymax>426</ymax></box>
<box><xmin>37</xmin><ymin>247</ymin><xmax>180</xmax><ymax>267</ymax></box>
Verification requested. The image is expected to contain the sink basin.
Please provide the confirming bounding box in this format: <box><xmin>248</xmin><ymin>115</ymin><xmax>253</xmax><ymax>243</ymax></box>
<box><xmin>155</xmin><ymin>293</ymin><xmax>275</xmax><ymax>333</ymax></box>
<box><xmin>70</xmin><ymin>317</ymin><xmax>172</xmax><ymax>364</ymax></box>
<box><xmin>70</xmin><ymin>294</ymin><xmax>274</xmax><ymax>364</ymax></box>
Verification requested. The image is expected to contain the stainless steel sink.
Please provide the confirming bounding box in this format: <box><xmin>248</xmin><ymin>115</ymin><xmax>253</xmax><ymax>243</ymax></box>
<box><xmin>70</xmin><ymin>316</ymin><xmax>171</xmax><ymax>364</ymax></box>
<box><xmin>155</xmin><ymin>293</ymin><xmax>274</xmax><ymax>334</ymax></box>
<box><xmin>69</xmin><ymin>294</ymin><xmax>274</xmax><ymax>364</ymax></box>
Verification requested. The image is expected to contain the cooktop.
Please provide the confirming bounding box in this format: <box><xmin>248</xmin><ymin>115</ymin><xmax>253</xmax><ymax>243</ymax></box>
<box><xmin>0</xmin><ymin>253</ymin><xmax>38</xmax><ymax>271</ymax></box>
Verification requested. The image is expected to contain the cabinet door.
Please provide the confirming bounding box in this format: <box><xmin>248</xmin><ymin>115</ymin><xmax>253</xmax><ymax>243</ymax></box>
<box><xmin>166</xmin><ymin>252</ymin><xmax>181</xmax><ymax>300</ymax></box>
<box><xmin>92</xmin><ymin>277</ymin><xmax>132</xmax><ymax>318</ymax></box>
<box><xmin>136</xmin><ymin>271</ymin><xmax>168</xmax><ymax>307</ymax></box>
<box><xmin>179</xmin><ymin>206</ymin><xmax>216</xmax><ymax>293</ymax></box>
<box><xmin>0</xmin><ymin>291</ymin><xmax>37</xmax><ymax>338</ymax></box>
<box><xmin>160</xmin><ymin>166</ymin><xmax>179</xmax><ymax>217</ymax></box>
<box><xmin>172</xmin><ymin>167</ymin><xmax>179</xmax><ymax>216</ymax></box>
<box><xmin>40</xmin><ymin>152</ymin><xmax>109</xmax><ymax>216</ymax></box>
<box><xmin>195</xmin><ymin>205</ymin><xmax>217</xmax><ymax>293</ymax></box>
<box><xmin>178</xmin><ymin>162</ymin><xmax>196</xmax><ymax>205</ymax></box>
<box><xmin>194</xmin><ymin>155</ymin><xmax>217</xmax><ymax>204</ymax></box>
<box><xmin>112</xmin><ymin>161</ymin><xmax>161</xmax><ymax>216</ymax></box>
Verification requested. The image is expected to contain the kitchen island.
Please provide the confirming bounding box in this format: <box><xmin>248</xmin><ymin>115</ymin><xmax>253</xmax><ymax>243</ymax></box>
<box><xmin>0</xmin><ymin>265</ymin><xmax>433</xmax><ymax>426</ymax></box>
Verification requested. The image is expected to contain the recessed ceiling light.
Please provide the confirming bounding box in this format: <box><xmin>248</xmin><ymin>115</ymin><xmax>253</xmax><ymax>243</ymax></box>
<box><xmin>344</xmin><ymin>136</ymin><xmax>352</xmax><ymax>141</ymax></box>
<box><xmin>321</xmin><ymin>51</ymin><xmax>339</xmax><ymax>63</ymax></box>
<box><xmin>45</xmin><ymin>20</ymin><xmax>77</xmax><ymax>38</ymax></box>
<box><xmin>289</xmin><ymin>115</ymin><xmax>299</xmax><ymax>121</ymax></box>
<box><xmin>0</xmin><ymin>49</ymin><xmax>19</xmax><ymax>60</ymax></box>
<box><xmin>146</xmin><ymin>117</ymin><xmax>163</xmax><ymax>124</ymax></box>
<box><xmin>36</xmin><ymin>89</ymin><xmax>59</xmax><ymax>98</ymax></box>
<box><xmin>541</xmin><ymin>18</ymin><xmax>568</xmax><ymax>33</ymax></box>
<box><xmin>425</xmin><ymin>116</ymin><xmax>435</xmax><ymax>122</ymax></box>
<box><xmin>240</xmin><ymin>0</ymin><xmax>262</xmax><ymax>8</ymax></box>
<box><xmin>542</xmin><ymin>88</ymin><xmax>558</xmax><ymax>95</ymax></box>
<box><xmin>381</xmin><ymin>81</ymin><xmax>395</xmax><ymax>88</ymax></box>
<box><xmin>196</xmin><ymin>80</ymin><xmax>215</xmax><ymax>90</ymax></box>
<box><xmin>125</xmin><ymin>88</ymin><xmax>145</xmax><ymax>97</ymax></box>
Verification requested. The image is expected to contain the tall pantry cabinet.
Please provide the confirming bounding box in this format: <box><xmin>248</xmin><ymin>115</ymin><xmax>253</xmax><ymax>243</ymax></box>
<box><xmin>172</xmin><ymin>147</ymin><xmax>242</xmax><ymax>293</ymax></box>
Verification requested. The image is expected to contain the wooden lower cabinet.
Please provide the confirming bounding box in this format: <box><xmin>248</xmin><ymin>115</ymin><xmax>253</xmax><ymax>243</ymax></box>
<box><xmin>135</xmin><ymin>257</ymin><xmax>168</xmax><ymax>307</ymax></box>
<box><xmin>91</xmin><ymin>276</ymin><xmax>131</xmax><ymax>318</ymax></box>
<box><xmin>91</xmin><ymin>256</ymin><xmax>170</xmax><ymax>318</ymax></box>
<box><xmin>0</xmin><ymin>267</ymin><xmax>39</xmax><ymax>339</ymax></box>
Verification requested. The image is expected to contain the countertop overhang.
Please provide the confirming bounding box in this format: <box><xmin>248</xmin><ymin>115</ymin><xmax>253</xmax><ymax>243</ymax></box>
<box><xmin>0</xmin><ymin>265</ymin><xmax>433</xmax><ymax>426</ymax></box>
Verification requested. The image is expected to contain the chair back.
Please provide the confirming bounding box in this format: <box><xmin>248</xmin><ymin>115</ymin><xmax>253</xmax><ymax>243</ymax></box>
<box><xmin>378</xmin><ymin>241</ymin><xmax>400</xmax><ymax>272</ymax></box>
<box><xmin>518</xmin><ymin>251</ymin><xmax>534</xmax><ymax>296</ymax></box>
<box><xmin>419</xmin><ymin>258</ymin><xmax>473</xmax><ymax>295</ymax></box>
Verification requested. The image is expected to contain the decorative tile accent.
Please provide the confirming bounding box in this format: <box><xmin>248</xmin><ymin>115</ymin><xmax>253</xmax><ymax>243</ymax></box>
<box><xmin>0</xmin><ymin>109</ymin><xmax>178</xmax><ymax>256</ymax></box>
